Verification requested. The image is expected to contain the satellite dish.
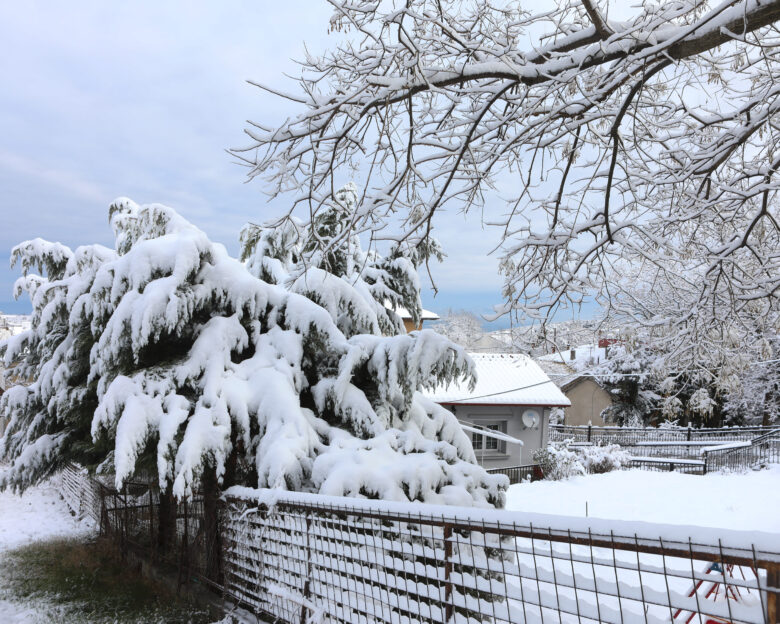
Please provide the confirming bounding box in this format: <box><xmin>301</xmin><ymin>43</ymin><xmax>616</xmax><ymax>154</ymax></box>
<box><xmin>522</xmin><ymin>409</ymin><xmax>539</xmax><ymax>428</ymax></box>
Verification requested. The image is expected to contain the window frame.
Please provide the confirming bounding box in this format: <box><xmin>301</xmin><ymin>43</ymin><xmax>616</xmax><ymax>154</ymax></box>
<box><xmin>470</xmin><ymin>420</ymin><xmax>508</xmax><ymax>455</ymax></box>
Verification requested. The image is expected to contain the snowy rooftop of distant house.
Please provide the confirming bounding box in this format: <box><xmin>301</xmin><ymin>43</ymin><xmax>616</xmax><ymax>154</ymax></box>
<box><xmin>425</xmin><ymin>353</ymin><xmax>571</xmax><ymax>406</ymax></box>
<box><xmin>384</xmin><ymin>303</ymin><xmax>440</xmax><ymax>321</ymax></box>
<box><xmin>537</xmin><ymin>343</ymin><xmax>607</xmax><ymax>369</ymax></box>
<box><xmin>535</xmin><ymin>359</ymin><xmax>580</xmax><ymax>389</ymax></box>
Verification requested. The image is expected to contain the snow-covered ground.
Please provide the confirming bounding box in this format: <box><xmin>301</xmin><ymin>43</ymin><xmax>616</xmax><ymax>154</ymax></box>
<box><xmin>505</xmin><ymin>465</ymin><xmax>780</xmax><ymax>533</ymax></box>
<box><xmin>0</xmin><ymin>478</ymin><xmax>92</xmax><ymax>622</ymax></box>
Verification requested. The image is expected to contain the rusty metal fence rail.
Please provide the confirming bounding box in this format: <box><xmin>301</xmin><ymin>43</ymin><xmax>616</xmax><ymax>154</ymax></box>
<box><xmin>221</xmin><ymin>490</ymin><xmax>780</xmax><ymax>624</ymax></box>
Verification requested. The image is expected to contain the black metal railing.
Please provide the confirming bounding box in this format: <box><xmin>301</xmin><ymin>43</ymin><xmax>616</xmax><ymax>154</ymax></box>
<box><xmin>485</xmin><ymin>463</ymin><xmax>539</xmax><ymax>484</ymax></box>
<box><xmin>703</xmin><ymin>430</ymin><xmax>780</xmax><ymax>474</ymax></box>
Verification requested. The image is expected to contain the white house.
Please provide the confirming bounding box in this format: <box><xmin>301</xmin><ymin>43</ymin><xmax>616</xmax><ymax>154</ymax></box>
<box><xmin>425</xmin><ymin>353</ymin><xmax>570</xmax><ymax>468</ymax></box>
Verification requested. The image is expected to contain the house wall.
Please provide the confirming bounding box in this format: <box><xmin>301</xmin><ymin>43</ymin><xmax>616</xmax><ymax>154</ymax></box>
<box><xmin>562</xmin><ymin>379</ymin><xmax>610</xmax><ymax>426</ymax></box>
<box><xmin>403</xmin><ymin>319</ymin><xmax>421</xmax><ymax>333</ymax></box>
<box><xmin>447</xmin><ymin>404</ymin><xmax>549</xmax><ymax>469</ymax></box>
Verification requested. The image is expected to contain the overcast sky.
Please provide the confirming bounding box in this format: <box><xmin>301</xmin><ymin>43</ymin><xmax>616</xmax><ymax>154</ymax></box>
<box><xmin>0</xmin><ymin>1</ymin><xmax>598</xmax><ymax>328</ymax></box>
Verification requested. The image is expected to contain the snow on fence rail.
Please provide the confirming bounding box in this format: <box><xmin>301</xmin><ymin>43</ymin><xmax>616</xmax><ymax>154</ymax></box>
<box><xmin>222</xmin><ymin>488</ymin><xmax>780</xmax><ymax>624</ymax></box>
<box><xmin>550</xmin><ymin>425</ymin><xmax>780</xmax><ymax>446</ymax></box>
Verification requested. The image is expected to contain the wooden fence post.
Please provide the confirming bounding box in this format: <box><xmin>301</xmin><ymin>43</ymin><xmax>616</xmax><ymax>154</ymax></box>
<box><xmin>768</xmin><ymin>561</ymin><xmax>779</xmax><ymax>624</ymax></box>
<box><xmin>444</xmin><ymin>523</ymin><xmax>453</xmax><ymax>623</ymax></box>
<box><xmin>587</xmin><ymin>425</ymin><xmax>592</xmax><ymax>443</ymax></box>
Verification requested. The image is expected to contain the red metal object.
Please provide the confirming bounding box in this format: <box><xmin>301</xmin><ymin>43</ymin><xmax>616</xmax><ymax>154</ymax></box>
<box><xmin>673</xmin><ymin>562</ymin><xmax>759</xmax><ymax>624</ymax></box>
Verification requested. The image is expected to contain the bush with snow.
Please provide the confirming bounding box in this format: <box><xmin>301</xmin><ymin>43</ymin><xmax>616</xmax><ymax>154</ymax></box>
<box><xmin>576</xmin><ymin>444</ymin><xmax>631</xmax><ymax>474</ymax></box>
<box><xmin>533</xmin><ymin>444</ymin><xmax>585</xmax><ymax>481</ymax></box>
<box><xmin>534</xmin><ymin>442</ymin><xmax>630</xmax><ymax>480</ymax></box>
<box><xmin>0</xmin><ymin>195</ymin><xmax>505</xmax><ymax>509</ymax></box>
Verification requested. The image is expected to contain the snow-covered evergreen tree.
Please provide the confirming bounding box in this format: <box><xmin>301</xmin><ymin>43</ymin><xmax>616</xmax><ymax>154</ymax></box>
<box><xmin>1</xmin><ymin>198</ymin><xmax>504</xmax><ymax>510</ymax></box>
<box><xmin>239</xmin><ymin>182</ymin><xmax>442</xmax><ymax>338</ymax></box>
<box><xmin>593</xmin><ymin>344</ymin><xmax>662</xmax><ymax>427</ymax></box>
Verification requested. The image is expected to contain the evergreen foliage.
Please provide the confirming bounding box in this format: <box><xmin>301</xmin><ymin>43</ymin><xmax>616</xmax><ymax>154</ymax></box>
<box><xmin>1</xmin><ymin>195</ymin><xmax>504</xmax><ymax>509</ymax></box>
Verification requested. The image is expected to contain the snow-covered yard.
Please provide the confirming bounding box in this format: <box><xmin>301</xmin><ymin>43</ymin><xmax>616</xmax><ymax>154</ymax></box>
<box><xmin>0</xmin><ymin>479</ymin><xmax>92</xmax><ymax>622</ymax></box>
<box><xmin>505</xmin><ymin>465</ymin><xmax>780</xmax><ymax>533</ymax></box>
<box><xmin>0</xmin><ymin>478</ymin><xmax>232</xmax><ymax>623</ymax></box>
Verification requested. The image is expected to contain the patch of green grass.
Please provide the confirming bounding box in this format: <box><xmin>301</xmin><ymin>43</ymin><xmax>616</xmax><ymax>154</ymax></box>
<box><xmin>0</xmin><ymin>537</ymin><xmax>217</xmax><ymax>623</ymax></box>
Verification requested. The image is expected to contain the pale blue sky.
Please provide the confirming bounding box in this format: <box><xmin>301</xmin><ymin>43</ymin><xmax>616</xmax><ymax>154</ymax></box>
<box><xmin>0</xmin><ymin>1</ymin><xmax>597</xmax><ymax>328</ymax></box>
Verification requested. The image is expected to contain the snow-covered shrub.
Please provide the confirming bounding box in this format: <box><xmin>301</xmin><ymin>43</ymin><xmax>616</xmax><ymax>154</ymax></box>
<box><xmin>533</xmin><ymin>444</ymin><xmax>585</xmax><ymax>481</ymax></box>
<box><xmin>576</xmin><ymin>444</ymin><xmax>630</xmax><ymax>474</ymax></box>
<box><xmin>0</xmin><ymin>196</ymin><xmax>505</xmax><ymax>510</ymax></box>
<box><xmin>534</xmin><ymin>442</ymin><xmax>629</xmax><ymax>479</ymax></box>
<box><xmin>548</xmin><ymin>407</ymin><xmax>565</xmax><ymax>425</ymax></box>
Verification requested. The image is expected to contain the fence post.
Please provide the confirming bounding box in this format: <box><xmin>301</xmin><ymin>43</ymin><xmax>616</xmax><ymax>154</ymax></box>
<box><xmin>148</xmin><ymin>489</ymin><xmax>155</xmax><ymax>562</ymax></box>
<box><xmin>444</xmin><ymin>523</ymin><xmax>453</xmax><ymax>623</ymax></box>
<box><xmin>587</xmin><ymin>425</ymin><xmax>592</xmax><ymax>443</ymax></box>
<box><xmin>768</xmin><ymin>561</ymin><xmax>779</xmax><ymax>624</ymax></box>
<box><xmin>687</xmin><ymin>424</ymin><xmax>692</xmax><ymax>442</ymax></box>
<box><xmin>300</xmin><ymin>515</ymin><xmax>312</xmax><ymax>624</ymax></box>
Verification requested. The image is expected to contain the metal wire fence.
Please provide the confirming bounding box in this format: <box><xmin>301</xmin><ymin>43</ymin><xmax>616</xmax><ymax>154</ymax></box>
<box><xmin>550</xmin><ymin>425</ymin><xmax>780</xmax><ymax>446</ymax></box>
<box><xmin>58</xmin><ymin>462</ymin><xmax>108</xmax><ymax>523</ymax></box>
<box><xmin>57</xmin><ymin>464</ymin><xmax>780</xmax><ymax>623</ymax></box>
<box><xmin>221</xmin><ymin>490</ymin><xmax>780</xmax><ymax>624</ymax></box>
<box><xmin>58</xmin><ymin>463</ymin><xmax>218</xmax><ymax>589</ymax></box>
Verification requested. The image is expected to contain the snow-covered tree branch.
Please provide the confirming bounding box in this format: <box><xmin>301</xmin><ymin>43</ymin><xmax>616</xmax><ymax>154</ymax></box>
<box><xmin>236</xmin><ymin>0</ymin><xmax>780</xmax><ymax>362</ymax></box>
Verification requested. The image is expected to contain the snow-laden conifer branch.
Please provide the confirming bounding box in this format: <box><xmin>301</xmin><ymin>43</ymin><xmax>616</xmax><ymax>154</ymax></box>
<box><xmin>1</xmin><ymin>197</ymin><xmax>504</xmax><ymax>509</ymax></box>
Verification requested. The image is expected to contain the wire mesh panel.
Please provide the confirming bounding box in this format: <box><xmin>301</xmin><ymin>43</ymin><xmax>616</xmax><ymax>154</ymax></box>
<box><xmin>58</xmin><ymin>462</ymin><xmax>107</xmax><ymax>522</ymax></box>
<box><xmin>222</xmin><ymin>491</ymin><xmax>780</xmax><ymax>624</ymax></box>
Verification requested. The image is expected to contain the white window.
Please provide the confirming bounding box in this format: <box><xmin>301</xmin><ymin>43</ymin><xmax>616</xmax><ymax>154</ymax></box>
<box><xmin>472</xmin><ymin>422</ymin><xmax>507</xmax><ymax>454</ymax></box>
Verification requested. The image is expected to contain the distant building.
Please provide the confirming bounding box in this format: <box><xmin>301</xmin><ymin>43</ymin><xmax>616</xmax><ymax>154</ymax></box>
<box><xmin>536</xmin><ymin>353</ymin><xmax>612</xmax><ymax>426</ymax></box>
<box><xmin>387</xmin><ymin>305</ymin><xmax>440</xmax><ymax>333</ymax></box>
<box><xmin>0</xmin><ymin>314</ymin><xmax>31</xmax><ymax>436</ymax></box>
<box><xmin>0</xmin><ymin>314</ymin><xmax>31</xmax><ymax>341</ymax></box>
<box><xmin>537</xmin><ymin>343</ymin><xmax>607</xmax><ymax>368</ymax></box>
<box><xmin>463</xmin><ymin>333</ymin><xmax>506</xmax><ymax>353</ymax></box>
<box><xmin>425</xmin><ymin>353</ymin><xmax>570</xmax><ymax>468</ymax></box>
<box><xmin>557</xmin><ymin>376</ymin><xmax>611</xmax><ymax>426</ymax></box>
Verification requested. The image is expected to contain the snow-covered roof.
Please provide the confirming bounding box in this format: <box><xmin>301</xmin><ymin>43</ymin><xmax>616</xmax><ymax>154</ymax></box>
<box><xmin>537</xmin><ymin>343</ymin><xmax>607</xmax><ymax>368</ymax></box>
<box><xmin>425</xmin><ymin>353</ymin><xmax>571</xmax><ymax>406</ymax></box>
<box><xmin>385</xmin><ymin>303</ymin><xmax>440</xmax><ymax>321</ymax></box>
<box><xmin>535</xmin><ymin>359</ymin><xmax>579</xmax><ymax>389</ymax></box>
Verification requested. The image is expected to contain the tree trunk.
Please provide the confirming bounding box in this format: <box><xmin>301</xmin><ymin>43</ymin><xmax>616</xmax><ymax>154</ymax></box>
<box><xmin>158</xmin><ymin>483</ymin><xmax>177</xmax><ymax>555</ymax></box>
<box><xmin>202</xmin><ymin>464</ymin><xmax>222</xmax><ymax>584</ymax></box>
